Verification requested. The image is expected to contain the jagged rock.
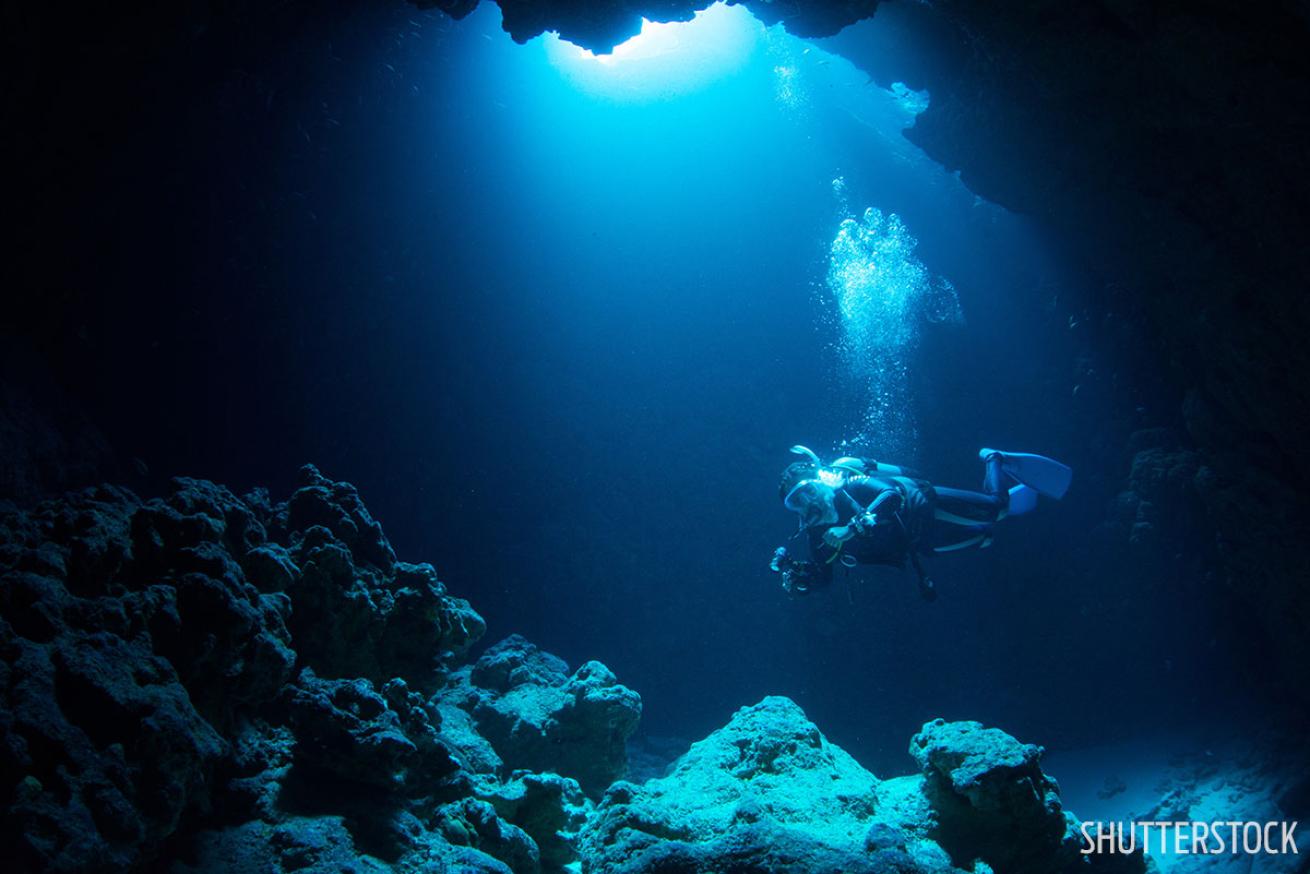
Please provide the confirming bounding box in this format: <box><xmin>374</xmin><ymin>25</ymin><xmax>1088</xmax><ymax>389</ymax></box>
<box><xmin>430</xmin><ymin>0</ymin><xmax>879</xmax><ymax>52</ymax></box>
<box><xmin>279</xmin><ymin>466</ymin><xmax>485</xmax><ymax>694</ymax></box>
<box><xmin>241</xmin><ymin>543</ymin><xmax>298</xmax><ymax>593</ymax></box>
<box><xmin>279</xmin><ymin>465</ymin><xmax>396</xmax><ymax>573</ymax></box>
<box><xmin>482</xmin><ymin>771</ymin><xmax>592</xmax><ymax>870</ymax></box>
<box><xmin>172</xmin><ymin>813</ymin><xmax>519</xmax><ymax>874</ymax></box>
<box><xmin>281</xmin><ymin>669</ymin><xmax>463</xmax><ymax>799</ymax></box>
<box><xmin>172</xmin><ymin>816</ymin><xmax>392</xmax><ymax>874</ymax></box>
<box><xmin>910</xmin><ymin>718</ymin><xmax>1144</xmax><ymax>874</ymax></box>
<box><xmin>448</xmin><ymin>634</ymin><xmax>641</xmax><ymax>796</ymax></box>
<box><xmin>283</xmin><ymin>670</ymin><xmax>422</xmax><ymax>791</ymax></box>
<box><xmin>437</xmin><ymin>698</ymin><xmax>504</xmax><ymax>779</ymax></box>
<box><xmin>218</xmin><ymin>722</ymin><xmax>295</xmax><ymax>823</ymax></box>
<box><xmin>0</xmin><ymin>471</ymin><xmax>492</xmax><ymax>872</ymax></box>
<box><xmin>433</xmin><ymin>797</ymin><xmax>541</xmax><ymax>873</ymax></box>
<box><xmin>0</xmin><ymin>482</ymin><xmax>295</xmax><ymax>872</ymax></box>
<box><xmin>578</xmin><ymin>696</ymin><xmax>961</xmax><ymax>874</ymax></box>
<box><xmin>580</xmin><ymin>702</ymin><xmax>1143</xmax><ymax>874</ymax></box>
<box><xmin>1</xmin><ymin>623</ymin><xmax>227</xmax><ymax>872</ymax></box>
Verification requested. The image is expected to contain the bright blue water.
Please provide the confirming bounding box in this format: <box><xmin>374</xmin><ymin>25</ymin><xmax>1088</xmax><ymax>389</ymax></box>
<box><xmin>195</xmin><ymin>2</ymin><xmax>1235</xmax><ymax>775</ymax></box>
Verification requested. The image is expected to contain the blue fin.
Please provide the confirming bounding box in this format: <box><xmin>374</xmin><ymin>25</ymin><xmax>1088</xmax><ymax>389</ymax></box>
<box><xmin>1007</xmin><ymin>483</ymin><xmax>1039</xmax><ymax>516</ymax></box>
<box><xmin>981</xmin><ymin>448</ymin><xmax>1073</xmax><ymax>499</ymax></box>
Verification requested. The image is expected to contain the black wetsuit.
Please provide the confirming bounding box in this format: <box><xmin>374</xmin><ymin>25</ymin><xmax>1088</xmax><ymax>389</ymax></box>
<box><xmin>800</xmin><ymin>455</ymin><xmax>1009</xmax><ymax>589</ymax></box>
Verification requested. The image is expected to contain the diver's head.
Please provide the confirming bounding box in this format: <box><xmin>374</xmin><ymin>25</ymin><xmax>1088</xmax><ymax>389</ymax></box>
<box><xmin>779</xmin><ymin>461</ymin><xmax>818</xmax><ymax>501</ymax></box>
<box><xmin>780</xmin><ymin>464</ymin><xmax>839</xmax><ymax>529</ymax></box>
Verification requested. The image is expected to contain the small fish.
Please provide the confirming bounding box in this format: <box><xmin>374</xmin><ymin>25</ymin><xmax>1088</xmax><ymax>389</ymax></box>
<box><xmin>384</xmin><ymin>63</ymin><xmax>397</xmax><ymax>73</ymax></box>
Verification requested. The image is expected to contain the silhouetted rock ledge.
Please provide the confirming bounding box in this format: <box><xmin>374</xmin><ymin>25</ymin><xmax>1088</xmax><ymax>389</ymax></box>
<box><xmin>1</xmin><ymin>469</ymin><xmax>1137</xmax><ymax>873</ymax></box>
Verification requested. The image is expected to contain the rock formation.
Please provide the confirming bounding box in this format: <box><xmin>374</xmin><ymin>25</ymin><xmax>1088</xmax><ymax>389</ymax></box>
<box><xmin>580</xmin><ymin>698</ymin><xmax>1144</xmax><ymax>874</ymax></box>
<box><xmin>445</xmin><ymin>634</ymin><xmax>642</xmax><ymax>797</ymax></box>
<box><xmin>0</xmin><ymin>466</ymin><xmax>1203</xmax><ymax>872</ymax></box>
<box><xmin>426</xmin><ymin>0</ymin><xmax>880</xmax><ymax>52</ymax></box>
<box><xmin>0</xmin><ymin>467</ymin><xmax>638</xmax><ymax>873</ymax></box>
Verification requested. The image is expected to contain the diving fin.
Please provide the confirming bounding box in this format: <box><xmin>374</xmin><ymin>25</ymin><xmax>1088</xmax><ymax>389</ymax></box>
<box><xmin>1007</xmin><ymin>483</ymin><xmax>1039</xmax><ymax>516</ymax></box>
<box><xmin>981</xmin><ymin>448</ymin><xmax>1073</xmax><ymax>500</ymax></box>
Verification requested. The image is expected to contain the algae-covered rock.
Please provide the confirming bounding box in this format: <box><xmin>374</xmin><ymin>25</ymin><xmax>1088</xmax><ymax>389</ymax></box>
<box><xmin>578</xmin><ymin>702</ymin><xmax>1144</xmax><ymax>874</ymax></box>
<box><xmin>172</xmin><ymin>816</ymin><xmax>393</xmax><ymax>874</ymax></box>
<box><xmin>482</xmin><ymin>771</ymin><xmax>593</xmax><ymax>870</ymax></box>
<box><xmin>433</xmin><ymin>797</ymin><xmax>541</xmax><ymax>872</ymax></box>
<box><xmin>578</xmin><ymin>696</ymin><xmax>961</xmax><ymax>874</ymax></box>
<box><xmin>910</xmin><ymin>718</ymin><xmax>1144</xmax><ymax>874</ymax></box>
<box><xmin>448</xmin><ymin>634</ymin><xmax>642</xmax><ymax>796</ymax></box>
<box><xmin>0</xmin><ymin>483</ymin><xmax>288</xmax><ymax>872</ymax></box>
<box><xmin>172</xmin><ymin>814</ymin><xmax>516</xmax><ymax>874</ymax></box>
<box><xmin>0</xmin><ymin>472</ymin><xmax>492</xmax><ymax>872</ymax></box>
<box><xmin>279</xmin><ymin>465</ymin><xmax>486</xmax><ymax>694</ymax></box>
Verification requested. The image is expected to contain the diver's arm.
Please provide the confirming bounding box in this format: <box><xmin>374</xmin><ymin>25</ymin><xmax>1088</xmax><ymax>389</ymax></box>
<box><xmin>860</xmin><ymin>488</ymin><xmax>903</xmax><ymax>524</ymax></box>
<box><xmin>839</xmin><ymin>482</ymin><xmax>903</xmax><ymax>532</ymax></box>
<box><xmin>802</xmin><ymin>528</ymin><xmax>836</xmax><ymax>589</ymax></box>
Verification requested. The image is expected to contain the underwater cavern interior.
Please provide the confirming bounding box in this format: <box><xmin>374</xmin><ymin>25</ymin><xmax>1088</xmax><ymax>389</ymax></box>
<box><xmin>4</xmin><ymin>0</ymin><xmax>1310</xmax><ymax>871</ymax></box>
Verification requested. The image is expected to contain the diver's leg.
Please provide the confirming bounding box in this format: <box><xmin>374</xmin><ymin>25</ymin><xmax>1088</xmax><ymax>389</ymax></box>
<box><xmin>933</xmin><ymin>486</ymin><xmax>1004</xmax><ymax>527</ymax></box>
<box><xmin>927</xmin><ymin>489</ymin><xmax>998</xmax><ymax>553</ymax></box>
<box><xmin>979</xmin><ymin>450</ymin><xmax>1023</xmax><ymax>516</ymax></box>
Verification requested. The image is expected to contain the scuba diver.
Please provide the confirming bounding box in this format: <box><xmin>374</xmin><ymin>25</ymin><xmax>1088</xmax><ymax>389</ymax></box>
<box><xmin>771</xmin><ymin>445</ymin><xmax>1072</xmax><ymax>601</ymax></box>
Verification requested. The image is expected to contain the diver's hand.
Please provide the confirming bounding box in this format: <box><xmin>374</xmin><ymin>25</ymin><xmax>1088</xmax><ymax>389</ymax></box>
<box><xmin>823</xmin><ymin>525</ymin><xmax>856</xmax><ymax>548</ymax></box>
<box><xmin>781</xmin><ymin>560</ymin><xmax>819</xmax><ymax>595</ymax></box>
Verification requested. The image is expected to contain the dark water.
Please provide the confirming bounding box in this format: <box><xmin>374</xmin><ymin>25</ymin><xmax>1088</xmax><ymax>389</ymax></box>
<box><xmin>30</xmin><ymin>2</ymin><xmax>1251</xmax><ymax>777</ymax></box>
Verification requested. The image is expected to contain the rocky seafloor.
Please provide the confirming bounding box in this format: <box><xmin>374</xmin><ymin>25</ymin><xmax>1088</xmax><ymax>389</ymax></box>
<box><xmin>0</xmin><ymin>466</ymin><xmax>1289</xmax><ymax>873</ymax></box>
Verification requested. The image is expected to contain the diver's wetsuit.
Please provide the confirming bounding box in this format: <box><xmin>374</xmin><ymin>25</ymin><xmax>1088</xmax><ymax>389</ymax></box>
<box><xmin>800</xmin><ymin>454</ymin><xmax>1009</xmax><ymax>589</ymax></box>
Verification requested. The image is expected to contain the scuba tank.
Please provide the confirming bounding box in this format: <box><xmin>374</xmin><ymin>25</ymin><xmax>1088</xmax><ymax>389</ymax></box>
<box><xmin>789</xmin><ymin>445</ymin><xmax>918</xmax><ymax>483</ymax></box>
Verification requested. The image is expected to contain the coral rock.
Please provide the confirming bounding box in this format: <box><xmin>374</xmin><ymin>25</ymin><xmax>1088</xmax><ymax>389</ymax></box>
<box><xmin>910</xmin><ymin>718</ymin><xmax>1143</xmax><ymax>874</ymax></box>
<box><xmin>578</xmin><ymin>696</ymin><xmax>959</xmax><ymax>874</ymax></box>
<box><xmin>449</xmin><ymin>635</ymin><xmax>641</xmax><ymax>796</ymax></box>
